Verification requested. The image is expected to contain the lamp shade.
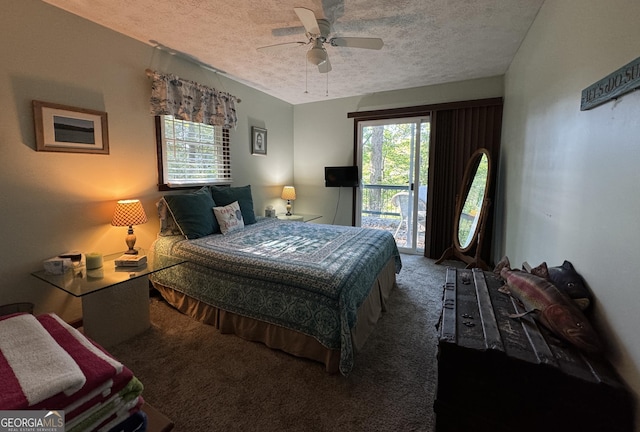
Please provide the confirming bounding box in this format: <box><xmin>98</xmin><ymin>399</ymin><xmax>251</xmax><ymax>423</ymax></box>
<box><xmin>281</xmin><ymin>186</ymin><xmax>296</xmax><ymax>201</ymax></box>
<box><xmin>111</xmin><ymin>199</ymin><xmax>148</xmax><ymax>227</ymax></box>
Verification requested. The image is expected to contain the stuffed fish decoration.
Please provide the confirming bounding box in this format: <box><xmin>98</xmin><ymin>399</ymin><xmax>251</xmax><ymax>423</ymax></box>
<box><xmin>528</xmin><ymin>261</ymin><xmax>593</xmax><ymax>311</ymax></box>
<box><xmin>496</xmin><ymin>257</ymin><xmax>602</xmax><ymax>354</ymax></box>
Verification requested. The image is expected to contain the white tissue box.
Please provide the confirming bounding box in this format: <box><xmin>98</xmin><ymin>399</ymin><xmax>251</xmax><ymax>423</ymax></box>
<box><xmin>43</xmin><ymin>257</ymin><xmax>72</xmax><ymax>275</ymax></box>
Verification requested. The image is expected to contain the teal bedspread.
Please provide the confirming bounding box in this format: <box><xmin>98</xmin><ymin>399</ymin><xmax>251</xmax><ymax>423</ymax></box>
<box><xmin>150</xmin><ymin>217</ymin><xmax>401</xmax><ymax>374</ymax></box>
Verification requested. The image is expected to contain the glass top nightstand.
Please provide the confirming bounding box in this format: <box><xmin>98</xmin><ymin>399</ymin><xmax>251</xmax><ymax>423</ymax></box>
<box><xmin>276</xmin><ymin>213</ymin><xmax>322</xmax><ymax>222</ymax></box>
<box><xmin>31</xmin><ymin>251</ymin><xmax>185</xmax><ymax>298</ymax></box>
<box><xmin>31</xmin><ymin>251</ymin><xmax>186</xmax><ymax>347</ymax></box>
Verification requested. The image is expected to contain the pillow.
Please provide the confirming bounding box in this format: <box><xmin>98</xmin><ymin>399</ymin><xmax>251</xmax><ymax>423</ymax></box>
<box><xmin>156</xmin><ymin>198</ymin><xmax>183</xmax><ymax>237</ymax></box>
<box><xmin>213</xmin><ymin>201</ymin><xmax>244</xmax><ymax>234</ymax></box>
<box><xmin>209</xmin><ymin>185</ymin><xmax>257</xmax><ymax>225</ymax></box>
<box><xmin>163</xmin><ymin>187</ymin><xmax>220</xmax><ymax>239</ymax></box>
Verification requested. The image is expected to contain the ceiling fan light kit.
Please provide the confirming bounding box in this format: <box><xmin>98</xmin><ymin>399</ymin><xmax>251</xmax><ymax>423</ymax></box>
<box><xmin>307</xmin><ymin>46</ymin><xmax>327</xmax><ymax>66</ymax></box>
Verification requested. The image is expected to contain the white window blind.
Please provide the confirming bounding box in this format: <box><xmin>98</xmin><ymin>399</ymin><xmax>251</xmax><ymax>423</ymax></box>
<box><xmin>158</xmin><ymin>115</ymin><xmax>231</xmax><ymax>188</ymax></box>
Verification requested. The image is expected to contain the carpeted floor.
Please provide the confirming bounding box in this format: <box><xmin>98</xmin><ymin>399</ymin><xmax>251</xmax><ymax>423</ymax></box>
<box><xmin>109</xmin><ymin>254</ymin><xmax>451</xmax><ymax>432</ymax></box>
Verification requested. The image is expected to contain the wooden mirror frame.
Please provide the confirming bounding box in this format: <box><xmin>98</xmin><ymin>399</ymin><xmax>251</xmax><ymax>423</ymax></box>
<box><xmin>435</xmin><ymin>148</ymin><xmax>492</xmax><ymax>269</ymax></box>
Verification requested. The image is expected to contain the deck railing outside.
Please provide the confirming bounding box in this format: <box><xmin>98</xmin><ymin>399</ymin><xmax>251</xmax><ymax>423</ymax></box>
<box><xmin>361</xmin><ymin>184</ymin><xmax>406</xmax><ymax>218</ymax></box>
<box><xmin>360</xmin><ymin>184</ymin><xmax>425</xmax><ymax>250</ymax></box>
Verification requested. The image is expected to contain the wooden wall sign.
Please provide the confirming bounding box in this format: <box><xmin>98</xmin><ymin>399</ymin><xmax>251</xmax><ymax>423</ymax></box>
<box><xmin>581</xmin><ymin>56</ymin><xmax>640</xmax><ymax>110</ymax></box>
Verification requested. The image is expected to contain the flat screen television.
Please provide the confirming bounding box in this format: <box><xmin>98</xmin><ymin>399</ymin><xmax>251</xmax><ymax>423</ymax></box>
<box><xmin>325</xmin><ymin>166</ymin><xmax>359</xmax><ymax>187</ymax></box>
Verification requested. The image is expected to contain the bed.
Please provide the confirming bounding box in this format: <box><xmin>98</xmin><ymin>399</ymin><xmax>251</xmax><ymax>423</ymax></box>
<box><xmin>149</xmin><ymin>186</ymin><xmax>402</xmax><ymax>375</ymax></box>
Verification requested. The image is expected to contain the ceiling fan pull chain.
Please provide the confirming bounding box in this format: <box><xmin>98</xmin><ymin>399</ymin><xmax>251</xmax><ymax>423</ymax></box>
<box><xmin>326</xmin><ymin>71</ymin><xmax>329</xmax><ymax>97</ymax></box>
<box><xmin>305</xmin><ymin>59</ymin><xmax>309</xmax><ymax>94</ymax></box>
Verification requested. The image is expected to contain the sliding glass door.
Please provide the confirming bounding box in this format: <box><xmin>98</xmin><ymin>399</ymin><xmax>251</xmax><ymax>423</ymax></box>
<box><xmin>356</xmin><ymin>117</ymin><xmax>430</xmax><ymax>253</ymax></box>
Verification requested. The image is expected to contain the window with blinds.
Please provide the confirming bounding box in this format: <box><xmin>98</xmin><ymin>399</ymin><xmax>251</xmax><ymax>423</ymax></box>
<box><xmin>156</xmin><ymin>115</ymin><xmax>231</xmax><ymax>190</ymax></box>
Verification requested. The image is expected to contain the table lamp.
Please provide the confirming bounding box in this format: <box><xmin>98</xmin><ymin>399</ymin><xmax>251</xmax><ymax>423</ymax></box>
<box><xmin>281</xmin><ymin>186</ymin><xmax>296</xmax><ymax>216</ymax></box>
<box><xmin>111</xmin><ymin>199</ymin><xmax>148</xmax><ymax>254</ymax></box>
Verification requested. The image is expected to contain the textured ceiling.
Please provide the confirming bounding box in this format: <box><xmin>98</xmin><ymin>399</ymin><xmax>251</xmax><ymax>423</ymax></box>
<box><xmin>42</xmin><ymin>0</ymin><xmax>544</xmax><ymax>105</ymax></box>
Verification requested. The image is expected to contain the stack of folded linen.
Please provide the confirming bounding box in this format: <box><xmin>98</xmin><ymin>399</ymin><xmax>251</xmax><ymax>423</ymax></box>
<box><xmin>0</xmin><ymin>312</ymin><xmax>146</xmax><ymax>432</ymax></box>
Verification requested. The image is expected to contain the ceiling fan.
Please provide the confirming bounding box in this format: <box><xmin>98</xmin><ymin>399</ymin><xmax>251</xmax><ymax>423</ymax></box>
<box><xmin>257</xmin><ymin>7</ymin><xmax>384</xmax><ymax>74</ymax></box>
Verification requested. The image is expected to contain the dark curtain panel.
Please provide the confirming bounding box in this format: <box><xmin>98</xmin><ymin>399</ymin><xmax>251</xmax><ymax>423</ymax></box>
<box><xmin>425</xmin><ymin>102</ymin><xmax>503</xmax><ymax>263</ymax></box>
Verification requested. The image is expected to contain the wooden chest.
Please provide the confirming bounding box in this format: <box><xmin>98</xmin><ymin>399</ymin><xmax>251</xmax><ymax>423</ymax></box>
<box><xmin>434</xmin><ymin>267</ymin><xmax>635</xmax><ymax>432</ymax></box>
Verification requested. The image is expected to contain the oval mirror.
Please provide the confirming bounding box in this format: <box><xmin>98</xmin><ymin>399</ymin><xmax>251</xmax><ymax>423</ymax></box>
<box><xmin>454</xmin><ymin>149</ymin><xmax>490</xmax><ymax>252</ymax></box>
<box><xmin>436</xmin><ymin>148</ymin><xmax>492</xmax><ymax>269</ymax></box>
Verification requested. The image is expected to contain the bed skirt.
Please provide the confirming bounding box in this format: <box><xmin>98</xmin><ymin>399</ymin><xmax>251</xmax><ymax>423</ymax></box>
<box><xmin>151</xmin><ymin>257</ymin><xmax>398</xmax><ymax>373</ymax></box>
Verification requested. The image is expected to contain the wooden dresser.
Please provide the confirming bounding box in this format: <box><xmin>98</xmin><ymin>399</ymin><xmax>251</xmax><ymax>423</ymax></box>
<box><xmin>435</xmin><ymin>267</ymin><xmax>635</xmax><ymax>432</ymax></box>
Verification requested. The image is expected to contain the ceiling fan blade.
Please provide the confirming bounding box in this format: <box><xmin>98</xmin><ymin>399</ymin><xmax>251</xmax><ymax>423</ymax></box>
<box><xmin>294</xmin><ymin>7</ymin><xmax>320</xmax><ymax>36</ymax></box>
<box><xmin>330</xmin><ymin>37</ymin><xmax>384</xmax><ymax>50</ymax></box>
<box><xmin>257</xmin><ymin>41</ymin><xmax>307</xmax><ymax>53</ymax></box>
<box><xmin>271</xmin><ymin>25</ymin><xmax>305</xmax><ymax>37</ymax></box>
<box><xmin>318</xmin><ymin>56</ymin><xmax>332</xmax><ymax>73</ymax></box>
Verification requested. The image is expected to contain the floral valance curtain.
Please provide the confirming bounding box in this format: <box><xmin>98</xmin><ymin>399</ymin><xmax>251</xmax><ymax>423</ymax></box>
<box><xmin>148</xmin><ymin>70</ymin><xmax>238</xmax><ymax>129</ymax></box>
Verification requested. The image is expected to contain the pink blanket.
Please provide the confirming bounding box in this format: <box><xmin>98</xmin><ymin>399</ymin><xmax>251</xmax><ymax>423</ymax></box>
<box><xmin>0</xmin><ymin>313</ymin><xmax>84</xmax><ymax>408</ymax></box>
<box><xmin>0</xmin><ymin>313</ymin><xmax>128</xmax><ymax>412</ymax></box>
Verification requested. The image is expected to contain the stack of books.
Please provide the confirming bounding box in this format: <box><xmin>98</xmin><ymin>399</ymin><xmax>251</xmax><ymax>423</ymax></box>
<box><xmin>114</xmin><ymin>254</ymin><xmax>147</xmax><ymax>268</ymax></box>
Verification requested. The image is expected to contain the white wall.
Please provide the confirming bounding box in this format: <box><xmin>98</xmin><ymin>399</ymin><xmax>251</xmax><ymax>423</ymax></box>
<box><xmin>293</xmin><ymin>76</ymin><xmax>504</xmax><ymax>225</ymax></box>
<box><xmin>499</xmin><ymin>0</ymin><xmax>640</xmax><ymax>420</ymax></box>
<box><xmin>0</xmin><ymin>1</ymin><xmax>293</xmax><ymax>321</ymax></box>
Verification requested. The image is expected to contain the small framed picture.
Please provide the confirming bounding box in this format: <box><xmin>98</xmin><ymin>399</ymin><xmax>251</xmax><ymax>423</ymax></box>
<box><xmin>251</xmin><ymin>126</ymin><xmax>267</xmax><ymax>156</ymax></box>
<box><xmin>33</xmin><ymin>100</ymin><xmax>109</xmax><ymax>154</ymax></box>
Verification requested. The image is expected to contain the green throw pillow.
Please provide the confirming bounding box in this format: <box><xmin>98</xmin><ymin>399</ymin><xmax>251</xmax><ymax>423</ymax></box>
<box><xmin>163</xmin><ymin>187</ymin><xmax>219</xmax><ymax>238</ymax></box>
<box><xmin>209</xmin><ymin>185</ymin><xmax>256</xmax><ymax>224</ymax></box>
